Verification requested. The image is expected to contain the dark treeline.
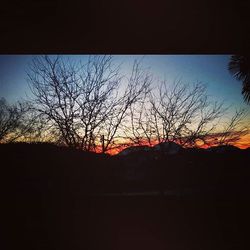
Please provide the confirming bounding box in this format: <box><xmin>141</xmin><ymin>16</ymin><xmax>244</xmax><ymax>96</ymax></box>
<box><xmin>1</xmin><ymin>142</ymin><xmax>250</xmax><ymax>195</ymax></box>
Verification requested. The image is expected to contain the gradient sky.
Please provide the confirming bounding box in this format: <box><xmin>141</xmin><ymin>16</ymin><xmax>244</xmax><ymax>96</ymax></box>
<box><xmin>0</xmin><ymin>54</ymin><xmax>249</xmax><ymax>118</ymax></box>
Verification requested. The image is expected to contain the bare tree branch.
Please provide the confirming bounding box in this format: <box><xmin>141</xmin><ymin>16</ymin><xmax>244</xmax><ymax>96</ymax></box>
<box><xmin>27</xmin><ymin>56</ymin><xmax>151</xmax><ymax>153</ymax></box>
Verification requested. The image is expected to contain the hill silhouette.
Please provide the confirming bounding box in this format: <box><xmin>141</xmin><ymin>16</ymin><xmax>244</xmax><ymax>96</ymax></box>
<box><xmin>1</xmin><ymin>142</ymin><xmax>250</xmax><ymax>250</ymax></box>
<box><xmin>118</xmin><ymin>141</ymin><xmax>183</xmax><ymax>156</ymax></box>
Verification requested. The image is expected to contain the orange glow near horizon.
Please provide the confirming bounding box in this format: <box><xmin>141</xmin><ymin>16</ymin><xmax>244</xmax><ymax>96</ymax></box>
<box><xmin>105</xmin><ymin>134</ymin><xmax>250</xmax><ymax>155</ymax></box>
<box><xmin>11</xmin><ymin>132</ymin><xmax>250</xmax><ymax>155</ymax></box>
<box><xmin>234</xmin><ymin>133</ymin><xmax>250</xmax><ymax>149</ymax></box>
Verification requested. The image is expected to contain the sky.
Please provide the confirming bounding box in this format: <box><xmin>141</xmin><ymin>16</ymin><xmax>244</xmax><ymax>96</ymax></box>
<box><xmin>0</xmin><ymin>55</ymin><xmax>249</xmax><ymax>148</ymax></box>
<box><xmin>0</xmin><ymin>55</ymin><xmax>249</xmax><ymax>108</ymax></box>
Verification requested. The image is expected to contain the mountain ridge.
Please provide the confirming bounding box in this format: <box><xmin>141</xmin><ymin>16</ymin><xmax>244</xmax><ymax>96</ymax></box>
<box><xmin>118</xmin><ymin>142</ymin><xmax>246</xmax><ymax>156</ymax></box>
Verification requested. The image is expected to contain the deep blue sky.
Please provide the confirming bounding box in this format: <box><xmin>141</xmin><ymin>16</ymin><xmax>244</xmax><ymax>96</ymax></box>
<box><xmin>0</xmin><ymin>55</ymin><xmax>248</xmax><ymax>113</ymax></box>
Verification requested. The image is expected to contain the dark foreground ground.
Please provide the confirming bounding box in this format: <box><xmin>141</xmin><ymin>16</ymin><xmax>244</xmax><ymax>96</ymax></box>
<box><xmin>3</xmin><ymin>195</ymin><xmax>250</xmax><ymax>250</ymax></box>
<box><xmin>1</xmin><ymin>143</ymin><xmax>250</xmax><ymax>249</ymax></box>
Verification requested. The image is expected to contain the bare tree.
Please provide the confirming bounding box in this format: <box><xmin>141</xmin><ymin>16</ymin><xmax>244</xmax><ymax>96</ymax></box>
<box><xmin>26</xmin><ymin>56</ymin><xmax>248</xmax><ymax>152</ymax></box>
<box><xmin>123</xmin><ymin>90</ymin><xmax>156</xmax><ymax>146</ymax></box>
<box><xmin>200</xmin><ymin>108</ymin><xmax>249</xmax><ymax>147</ymax></box>
<box><xmin>0</xmin><ymin>98</ymin><xmax>38</xmax><ymax>143</ymax></box>
<box><xmin>126</xmin><ymin>80</ymin><xmax>248</xmax><ymax>148</ymax></box>
<box><xmin>28</xmin><ymin>55</ymin><xmax>151</xmax><ymax>153</ymax></box>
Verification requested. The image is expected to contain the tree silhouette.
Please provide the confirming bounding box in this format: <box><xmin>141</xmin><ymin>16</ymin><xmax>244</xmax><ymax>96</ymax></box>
<box><xmin>27</xmin><ymin>55</ymin><xmax>151</xmax><ymax>153</ymax></box>
<box><xmin>0</xmin><ymin>98</ymin><xmax>38</xmax><ymax>142</ymax></box>
<box><xmin>126</xmin><ymin>80</ymin><xmax>248</xmax><ymax>148</ymax></box>
<box><xmin>228</xmin><ymin>55</ymin><xmax>250</xmax><ymax>104</ymax></box>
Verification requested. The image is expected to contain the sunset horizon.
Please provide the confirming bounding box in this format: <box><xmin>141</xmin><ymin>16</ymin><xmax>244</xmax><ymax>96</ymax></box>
<box><xmin>0</xmin><ymin>55</ymin><xmax>249</xmax><ymax>152</ymax></box>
